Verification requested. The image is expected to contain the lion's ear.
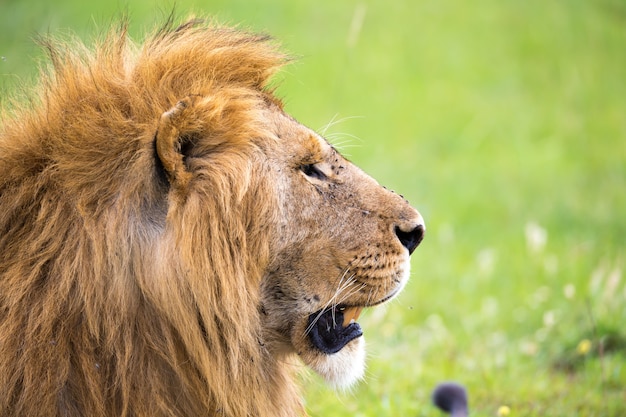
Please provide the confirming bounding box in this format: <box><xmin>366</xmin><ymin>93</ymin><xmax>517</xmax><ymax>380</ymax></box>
<box><xmin>154</xmin><ymin>97</ymin><xmax>200</xmax><ymax>192</ymax></box>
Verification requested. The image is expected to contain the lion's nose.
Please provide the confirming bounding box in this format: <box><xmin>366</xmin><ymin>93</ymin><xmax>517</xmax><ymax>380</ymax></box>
<box><xmin>394</xmin><ymin>222</ymin><xmax>425</xmax><ymax>255</ymax></box>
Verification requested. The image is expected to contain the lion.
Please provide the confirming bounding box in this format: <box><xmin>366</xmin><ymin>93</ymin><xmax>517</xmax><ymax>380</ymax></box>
<box><xmin>0</xmin><ymin>18</ymin><xmax>425</xmax><ymax>417</ymax></box>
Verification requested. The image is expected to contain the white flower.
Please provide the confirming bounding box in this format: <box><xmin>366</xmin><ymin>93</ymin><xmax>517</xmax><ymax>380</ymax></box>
<box><xmin>543</xmin><ymin>310</ymin><xmax>556</xmax><ymax>327</ymax></box>
<box><xmin>525</xmin><ymin>221</ymin><xmax>547</xmax><ymax>254</ymax></box>
<box><xmin>564</xmin><ymin>284</ymin><xmax>575</xmax><ymax>299</ymax></box>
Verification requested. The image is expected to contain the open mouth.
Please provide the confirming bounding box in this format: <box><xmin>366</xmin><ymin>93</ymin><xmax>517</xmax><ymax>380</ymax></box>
<box><xmin>307</xmin><ymin>306</ymin><xmax>364</xmax><ymax>354</ymax></box>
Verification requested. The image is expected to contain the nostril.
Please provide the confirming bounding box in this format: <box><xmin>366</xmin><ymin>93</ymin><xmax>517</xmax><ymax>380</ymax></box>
<box><xmin>395</xmin><ymin>224</ymin><xmax>425</xmax><ymax>255</ymax></box>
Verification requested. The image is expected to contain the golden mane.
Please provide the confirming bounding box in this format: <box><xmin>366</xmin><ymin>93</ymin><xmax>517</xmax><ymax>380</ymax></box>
<box><xmin>0</xmin><ymin>19</ymin><xmax>302</xmax><ymax>416</ymax></box>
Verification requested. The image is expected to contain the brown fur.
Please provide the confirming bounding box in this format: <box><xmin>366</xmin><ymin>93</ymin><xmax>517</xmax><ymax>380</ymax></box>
<box><xmin>0</xmin><ymin>18</ymin><xmax>424</xmax><ymax>417</ymax></box>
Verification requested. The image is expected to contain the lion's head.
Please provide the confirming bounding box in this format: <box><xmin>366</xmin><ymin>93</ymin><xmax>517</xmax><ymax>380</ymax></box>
<box><xmin>0</xmin><ymin>19</ymin><xmax>424</xmax><ymax>417</ymax></box>
<box><xmin>257</xmin><ymin>103</ymin><xmax>425</xmax><ymax>388</ymax></box>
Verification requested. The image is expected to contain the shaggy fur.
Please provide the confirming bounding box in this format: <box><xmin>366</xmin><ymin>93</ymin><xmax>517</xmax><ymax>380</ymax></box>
<box><xmin>0</xmin><ymin>18</ymin><xmax>425</xmax><ymax>417</ymax></box>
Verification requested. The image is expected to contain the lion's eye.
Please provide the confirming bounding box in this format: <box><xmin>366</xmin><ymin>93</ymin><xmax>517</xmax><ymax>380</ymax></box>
<box><xmin>300</xmin><ymin>163</ymin><xmax>327</xmax><ymax>181</ymax></box>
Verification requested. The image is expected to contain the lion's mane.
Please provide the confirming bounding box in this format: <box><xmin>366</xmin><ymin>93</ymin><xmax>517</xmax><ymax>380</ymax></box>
<box><xmin>0</xmin><ymin>19</ymin><xmax>302</xmax><ymax>417</ymax></box>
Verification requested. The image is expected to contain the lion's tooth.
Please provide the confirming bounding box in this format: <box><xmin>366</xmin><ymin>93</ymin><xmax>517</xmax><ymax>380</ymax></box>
<box><xmin>342</xmin><ymin>306</ymin><xmax>364</xmax><ymax>327</ymax></box>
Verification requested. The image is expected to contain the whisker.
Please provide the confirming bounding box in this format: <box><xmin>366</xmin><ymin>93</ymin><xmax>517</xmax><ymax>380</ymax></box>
<box><xmin>366</xmin><ymin>286</ymin><xmax>374</xmax><ymax>306</ymax></box>
<box><xmin>305</xmin><ymin>277</ymin><xmax>346</xmax><ymax>335</ymax></box>
<box><xmin>318</xmin><ymin>113</ymin><xmax>340</xmax><ymax>136</ymax></box>
<box><xmin>335</xmin><ymin>281</ymin><xmax>366</xmax><ymax>307</ymax></box>
<box><xmin>320</xmin><ymin>275</ymin><xmax>364</xmax><ymax>333</ymax></box>
<box><xmin>325</xmin><ymin>133</ymin><xmax>363</xmax><ymax>153</ymax></box>
<box><xmin>326</xmin><ymin>277</ymin><xmax>357</xmax><ymax>325</ymax></box>
<box><xmin>325</xmin><ymin>132</ymin><xmax>363</xmax><ymax>144</ymax></box>
<box><xmin>304</xmin><ymin>268</ymin><xmax>356</xmax><ymax>336</ymax></box>
<box><xmin>330</xmin><ymin>272</ymin><xmax>358</xmax><ymax>324</ymax></box>
<box><xmin>318</xmin><ymin>115</ymin><xmax>364</xmax><ymax>136</ymax></box>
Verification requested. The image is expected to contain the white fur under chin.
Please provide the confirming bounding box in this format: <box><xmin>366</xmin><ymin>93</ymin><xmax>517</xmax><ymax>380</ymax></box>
<box><xmin>306</xmin><ymin>257</ymin><xmax>412</xmax><ymax>390</ymax></box>
<box><xmin>310</xmin><ymin>337</ymin><xmax>366</xmax><ymax>389</ymax></box>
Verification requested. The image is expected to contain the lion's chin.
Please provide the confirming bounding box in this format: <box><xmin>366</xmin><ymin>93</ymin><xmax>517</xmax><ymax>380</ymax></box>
<box><xmin>289</xmin><ymin>307</ymin><xmax>366</xmax><ymax>389</ymax></box>
<box><xmin>300</xmin><ymin>336</ymin><xmax>366</xmax><ymax>389</ymax></box>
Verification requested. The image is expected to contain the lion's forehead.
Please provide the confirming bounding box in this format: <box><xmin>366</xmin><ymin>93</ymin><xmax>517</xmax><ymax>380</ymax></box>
<box><xmin>268</xmin><ymin>113</ymin><xmax>335</xmax><ymax>160</ymax></box>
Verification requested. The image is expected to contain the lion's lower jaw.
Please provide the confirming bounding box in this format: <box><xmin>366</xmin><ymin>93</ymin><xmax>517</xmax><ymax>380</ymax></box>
<box><xmin>303</xmin><ymin>336</ymin><xmax>366</xmax><ymax>389</ymax></box>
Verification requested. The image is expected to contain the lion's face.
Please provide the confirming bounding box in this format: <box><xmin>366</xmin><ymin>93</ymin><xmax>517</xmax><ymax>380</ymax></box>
<box><xmin>259</xmin><ymin>106</ymin><xmax>425</xmax><ymax>388</ymax></box>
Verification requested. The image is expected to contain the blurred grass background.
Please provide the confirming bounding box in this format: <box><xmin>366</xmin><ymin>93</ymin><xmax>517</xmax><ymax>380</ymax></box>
<box><xmin>2</xmin><ymin>0</ymin><xmax>625</xmax><ymax>416</ymax></box>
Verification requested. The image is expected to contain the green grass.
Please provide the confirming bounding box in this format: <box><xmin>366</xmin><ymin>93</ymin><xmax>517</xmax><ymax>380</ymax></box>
<box><xmin>2</xmin><ymin>0</ymin><xmax>625</xmax><ymax>415</ymax></box>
